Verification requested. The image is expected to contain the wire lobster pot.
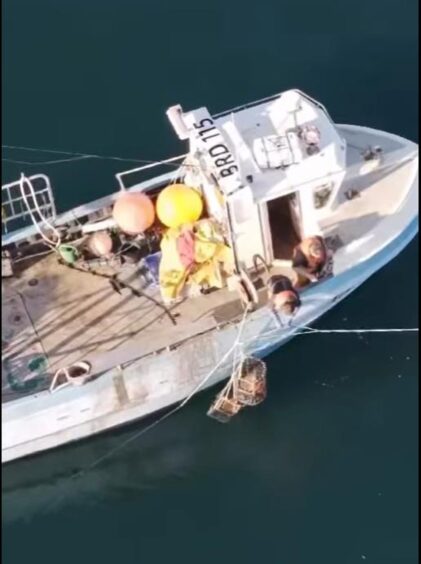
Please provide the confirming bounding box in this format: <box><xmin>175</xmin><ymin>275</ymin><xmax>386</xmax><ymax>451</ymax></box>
<box><xmin>206</xmin><ymin>393</ymin><xmax>243</xmax><ymax>423</ymax></box>
<box><xmin>235</xmin><ymin>356</ymin><xmax>267</xmax><ymax>406</ymax></box>
<box><xmin>207</xmin><ymin>356</ymin><xmax>267</xmax><ymax>422</ymax></box>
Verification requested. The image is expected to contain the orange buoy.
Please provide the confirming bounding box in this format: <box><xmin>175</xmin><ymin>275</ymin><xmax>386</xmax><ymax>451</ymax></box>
<box><xmin>112</xmin><ymin>192</ymin><xmax>155</xmax><ymax>235</ymax></box>
<box><xmin>156</xmin><ymin>184</ymin><xmax>203</xmax><ymax>228</ymax></box>
<box><xmin>88</xmin><ymin>231</ymin><xmax>113</xmax><ymax>257</ymax></box>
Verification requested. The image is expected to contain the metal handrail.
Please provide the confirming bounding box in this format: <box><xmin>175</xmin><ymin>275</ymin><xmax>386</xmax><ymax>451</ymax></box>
<box><xmin>212</xmin><ymin>89</ymin><xmax>333</xmax><ymax>121</ymax></box>
<box><xmin>115</xmin><ymin>154</ymin><xmax>187</xmax><ymax>191</ymax></box>
<box><xmin>2</xmin><ymin>174</ymin><xmax>57</xmax><ymax>233</ymax></box>
<box><xmin>213</xmin><ymin>92</ymin><xmax>283</xmax><ymax>119</ymax></box>
<box><xmin>295</xmin><ymin>89</ymin><xmax>334</xmax><ymax>123</ymax></box>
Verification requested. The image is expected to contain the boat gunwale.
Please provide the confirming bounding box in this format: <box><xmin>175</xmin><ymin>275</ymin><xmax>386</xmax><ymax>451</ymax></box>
<box><xmin>2</xmin><ymin>126</ymin><xmax>418</xmax><ymax>409</ymax></box>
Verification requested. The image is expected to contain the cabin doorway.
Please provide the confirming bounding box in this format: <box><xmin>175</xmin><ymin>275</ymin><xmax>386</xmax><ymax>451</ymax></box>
<box><xmin>266</xmin><ymin>194</ymin><xmax>300</xmax><ymax>260</ymax></box>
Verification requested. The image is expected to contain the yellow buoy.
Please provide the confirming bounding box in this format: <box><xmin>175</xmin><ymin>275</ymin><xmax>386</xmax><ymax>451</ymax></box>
<box><xmin>156</xmin><ymin>184</ymin><xmax>203</xmax><ymax>228</ymax></box>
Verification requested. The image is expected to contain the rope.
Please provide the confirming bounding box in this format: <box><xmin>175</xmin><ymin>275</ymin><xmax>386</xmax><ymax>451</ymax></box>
<box><xmin>17</xmin><ymin>175</ymin><xmax>83</xmax><ymax>266</ymax></box>
<box><xmin>2</xmin><ymin>316</ymin><xmax>417</xmax><ymax>400</ymax></box>
<box><xmin>99</xmin><ymin>307</ymin><xmax>247</xmax><ymax>462</ymax></box>
<box><xmin>2</xmin><ymin>156</ymin><xmax>93</xmax><ymax>166</ymax></box>
<box><xmin>58</xmin><ymin>260</ymin><xmax>178</xmax><ymax>326</ymax></box>
<box><xmin>298</xmin><ymin>326</ymin><xmax>418</xmax><ymax>335</ymax></box>
<box><xmin>1</xmin><ymin>144</ymin><xmax>198</xmax><ymax>169</ymax></box>
<box><xmin>41</xmin><ymin>306</ymin><xmax>250</xmax><ymax>514</ymax></box>
<box><xmin>37</xmin><ymin>312</ymin><xmax>416</xmax><ymax>515</ymax></box>
<box><xmin>237</xmin><ymin>324</ymin><xmax>418</xmax><ymax>352</ymax></box>
<box><xmin>13</xmin><ymin>249</ymin><xmax>54</xmax><ymax>263</ymax></box>
<box><xmin>5</xmin><ymin>313</ymin><xmax>419</xmax><ymax>511</ymax></box>
<box><xmin>3</xmin><ymin>142</ymin><xmax>416</xmax><ymax>183</ymax></box>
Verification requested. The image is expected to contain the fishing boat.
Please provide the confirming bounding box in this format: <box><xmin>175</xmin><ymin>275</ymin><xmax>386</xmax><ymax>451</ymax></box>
<box><xmin>1</xmin><ymin>89</ymin><xmax>418</xmax><ymax>463</ymax></box>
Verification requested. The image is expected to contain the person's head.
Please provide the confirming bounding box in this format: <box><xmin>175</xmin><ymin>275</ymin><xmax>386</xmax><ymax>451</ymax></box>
<box><xmin>300</xmin><ymin>236</ymin><xmax>327</xmax><ymax>266</ymax></box>
<box><xmin>308</xmin><ymin>238</ymin><xmax>325</xmax><ymax>259</ymax></box>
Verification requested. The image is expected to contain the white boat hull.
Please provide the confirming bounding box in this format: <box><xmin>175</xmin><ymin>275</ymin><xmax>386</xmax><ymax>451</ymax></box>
<box><xmin>2</xmin><ymin>125</ymin><xmax>418</xmax><ymax>464</ymax></box>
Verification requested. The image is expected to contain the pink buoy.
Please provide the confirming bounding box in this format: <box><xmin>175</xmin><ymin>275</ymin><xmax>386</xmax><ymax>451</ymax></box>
<box><xmin>112</xmin><ymin>192</ymin><xmax>155</xmax><ymax>235</ymax></box>
<box><xmin>88</xmin><ymin>231</ymin><xmax>113</xmax><ymax>257</ymax></box>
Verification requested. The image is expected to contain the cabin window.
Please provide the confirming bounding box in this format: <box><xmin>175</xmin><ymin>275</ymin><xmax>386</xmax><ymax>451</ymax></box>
<box><xmin>266</xmin><ymin>194</ymin><xmax>300</xmax><ymax>260</ymax></box>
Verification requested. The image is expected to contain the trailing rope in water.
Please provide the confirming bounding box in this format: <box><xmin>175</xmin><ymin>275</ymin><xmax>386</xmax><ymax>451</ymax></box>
<box><xmin>2</xmin><ymin>156</ymin><xmax>93</xmax><ymax>166</ymax></box>
<box><xmin>237</xmin><ymin>324</ymin><xmax>418</xmax><ymax>354</ymax></box>
<box><xmin>1</xmin><ymin>144</ymin><xmax>189</xmax><ymax>168</ymax></box>
<box><xmin>63</xmin><ymin>323</ymin><xmax>415</xmax><ymax>473</ymax></box>
<box><xmin>298</xmin><ymin>326</ymin><xmax>418</xmax><ymax>335</ymax></box>
<box><xmin>20</xmin><ymin>313</ymin><xmax>418</xmax><ymax>516</ymax></box>
<box><xmin>3</xmin><ymin>143</ymin><xmax>416</xmax><ymax>189</ymax></box>
<box><xmin>76</xmin><ymin>306</ymin><xmax>250</xmax><ymax>471</ymax></box>
<box><xmin>41</xmin><ymin>306</ymin><xmax>251</xmax><ymax>514</ymax></box>
<box><xmin>3</xmin><ymin>316</ymin><xmax>417</xmax><ymax>399</ymax></box>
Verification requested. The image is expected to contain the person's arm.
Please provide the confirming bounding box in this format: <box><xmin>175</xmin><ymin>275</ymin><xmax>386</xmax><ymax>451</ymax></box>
<box><xmin>293</xmin><ymin>266</ymin><xmax>318</xmax><ymax>283</ymax></box>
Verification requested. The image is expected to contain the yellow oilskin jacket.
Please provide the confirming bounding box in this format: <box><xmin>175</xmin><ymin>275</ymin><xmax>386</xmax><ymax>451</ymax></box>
<box><xmin>159</xmin><ymin>219</ymin><xmax>234</xmax><ymax>301</ymax></box>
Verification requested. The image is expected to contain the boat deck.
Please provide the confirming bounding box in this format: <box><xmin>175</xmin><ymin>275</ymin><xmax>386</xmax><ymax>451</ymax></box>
<box><xmin>320</xmin><ymin>126</ymin><xmax>416</xmax><ymax>248</ymax></box>
<box><xmin>2</xmin><ymin>256</ymin><xmax>261</xmax><ymax>402</ymax></box>
<box><xmin>2</xmin><ymin>126</ymin><xmax>417</xmax><ymax>405</ymax></box>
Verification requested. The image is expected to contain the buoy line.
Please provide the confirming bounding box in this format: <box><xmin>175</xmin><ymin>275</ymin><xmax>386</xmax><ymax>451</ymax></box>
<box><xmin>38</xmin><ymin>318</ymin><xmax>417</xmax><ymax>515</ymax></box>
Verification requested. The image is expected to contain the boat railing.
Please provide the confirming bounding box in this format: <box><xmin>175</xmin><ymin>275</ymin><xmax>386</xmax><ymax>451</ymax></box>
<box><xmin>115</xmin><ymin>154</ymin><xmax>187</xmax><ymax>191</ymax></box>
<box><xmin>213</xmin><ymin>92</ymin><xmax>283</xmax><ymax>119</ymax></box>
<box><xmin>213</xmin><ymin>89</ymin><xmax>335</xmax><ymax>124</ymax></box>
<box><xmin>295</xmin><ymin>89</ymin><xmax>335</xmax><ymax>124</ymax></box>
<box><xmin>2</xmin><ymin>174</ymin><xmax>57</xmax><ymax>241</ymax></box>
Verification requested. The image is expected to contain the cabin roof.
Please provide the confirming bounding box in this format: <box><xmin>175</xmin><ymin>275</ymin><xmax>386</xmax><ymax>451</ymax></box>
<box><xmin>181</xmin><ymin>89</ymin><xmax>347</xmax><ymax>202</ymax></box>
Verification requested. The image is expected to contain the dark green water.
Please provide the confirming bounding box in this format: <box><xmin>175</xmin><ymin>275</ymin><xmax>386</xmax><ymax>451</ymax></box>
<box><xmin>2</xmin><ymin>0</ymin><xmax>419</xmax><ymax>562</ymax></box>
